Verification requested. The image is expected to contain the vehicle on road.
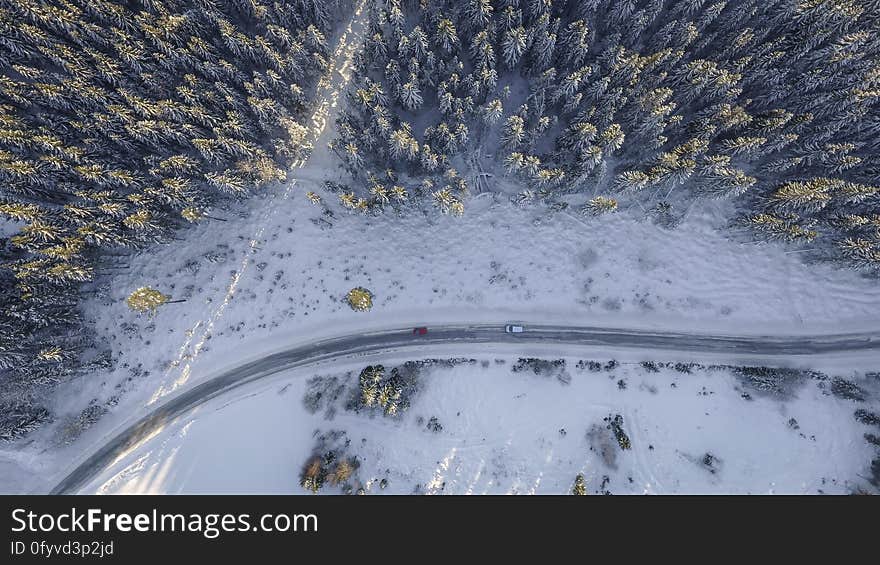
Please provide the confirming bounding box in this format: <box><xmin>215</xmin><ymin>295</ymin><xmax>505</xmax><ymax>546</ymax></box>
<box><xmin>505</xmin><ymin>324</ymin><xmax>524</xmax><ymax>333</ymax></box>
<box><xmin>412</xmin><ymin>327</ymin><xmax>428</xmax><ymax>335</ymax></box>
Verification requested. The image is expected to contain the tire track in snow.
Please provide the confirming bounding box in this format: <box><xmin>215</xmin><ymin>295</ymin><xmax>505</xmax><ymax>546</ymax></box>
<box><xmin>149</xmin><ymin>0</ymin><xmax>370</xmax><ymax>404</ymax></box>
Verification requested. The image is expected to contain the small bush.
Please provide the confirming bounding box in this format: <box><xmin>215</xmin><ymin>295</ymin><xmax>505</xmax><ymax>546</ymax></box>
<box><xmin>854</xmin><ymin>409</ymin><xmax>880</xmax><ymax>427</ymax></box>
<box><xmin>576</xmin><ymin>360</ymin><xmax>603</xmax><ymax>372</ymax></box>
<box><xmin>731</xmin><ymin>366</ymin><xmax>810</xmax><ymax>398</ymax></box>
<box><xmin>605</xmin><ymin>414</ymin><xmax>631</xmax><ymax>450</ymax></box>
<box><xmin>830</xmin><ymin>378</ymin><xmax>866</xmax><ymax>401</ymax></box>
<box><xmin>299</xmin><ymin>431</ymin><xmax>360</xmax><ymax>494</ymax></box>
<box><xmin>345</xmin><ymin>287</ymin><xmax>374</xmax><ymax>311</ymax></box>
<box><xmin>512</xmin><ymin>358</ymin><xmax>570</xmax><ymax>384</ymax></box>
<box><xmin>701</xmin><ymin>453</ymin><xmax>721</xmax><ymax>475</ymax></box>
<box><xmin>0</xmin><ymin>404</ymin><xmax>51</xmax><ymax>442</ymax></box>
<box><xmin>426</xmin><ymin>417</ymin><xmax>443</xmax><ymax>433</ymax></box>
<box><xmin>303</xmin><ymin>375</ymin><xmax>346</xmax><ymax>417</ymax></box>
<box><xmin>300</xmin><ymin>457</ymin><xmax>325</xmax><ymax>493</ymax></box>
<box><xmin>571</xmin><ymin>474</ymin><xmax>587</xmax><ymax>495</ymax></box>
<box><xmin>351</xmin><ymin>362</ymin><xmax>422</xmax><ymax>417</ymax></box>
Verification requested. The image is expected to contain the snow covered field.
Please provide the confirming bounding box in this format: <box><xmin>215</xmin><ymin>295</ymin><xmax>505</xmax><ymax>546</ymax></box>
<box><xmin>55</xmin><ymin>180</ymin><xmax>880</xmax><ymax>423</ymax></box>
<box><xmin>7</xmin><ymin>176</ymin><xmax>875</xmax><ymax>494</ymax></box>
<box><xmin>83</xmin><ymin>357</ymin><xmax>878</xmax><ymax>495</ymax></box>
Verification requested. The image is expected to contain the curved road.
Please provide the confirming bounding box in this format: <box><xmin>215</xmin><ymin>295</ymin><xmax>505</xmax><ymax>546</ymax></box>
<box><xmin>51</xmin><ymin>323</ymin><xmax>880</xmax><ymax>493</ymax></box>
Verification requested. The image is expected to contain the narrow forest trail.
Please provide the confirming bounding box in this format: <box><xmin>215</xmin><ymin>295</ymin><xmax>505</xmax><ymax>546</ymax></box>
<box><xmin>146</xmin><ymin>0</ymin><xmax>369</xmax><ymax>407</ymax></box>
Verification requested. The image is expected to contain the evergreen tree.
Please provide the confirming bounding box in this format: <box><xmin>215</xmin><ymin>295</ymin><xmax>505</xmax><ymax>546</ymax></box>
<box><xmin>0</xmin><ymin>0</ymin><xmax>355</xmax><ymax>437</ymax></box>
<box><xmin>324</xmin><ymin>0</ymin><xmax>880</xmax><ymax>266</ymax></box>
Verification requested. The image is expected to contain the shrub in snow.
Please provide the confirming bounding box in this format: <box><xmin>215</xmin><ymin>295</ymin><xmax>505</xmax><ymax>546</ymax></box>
<box><xmin>300</xmin><ymin>457</ymin><xmax>325</xmax><ymax>493</ymax></box>
<box><xmin>345</xmin><ymin>287</ymin><xmax>374</xmax><ymax>311</ymax></box>
<box><xmin>673</xmin><ymin>363</ymin><xmax>697</xmax><ymax>374</ymax></box>
<box><xmin>512</xmin><ymin>358</ymin><xmax>570</xmax><ymax>384</ymax></box>
<box><xmin>126</xmin><ymin>287</ymin><xmax>177</xmax><ymax>316</ymax></box>
<box><xmin>576</xmin><ymin>360</ymin><xmax>603</xmax><ymax>372</ymax></box>
<box><xmin>327</xmin><ymin>459</ymin><xmax>356</xmax><ymax>486</ymax></box>
<box><xmin>571</xmin><ymin>474</ymin><xmax>587</xmax><ymax>495</ymax></box>
<box><xmin>300</xmin><ymin>430</ymin><xmax>360</xmax><ymax>494</ymax></box>
<box><xmin>57</xmin><ymin>403</ymin><xmax>109</xmax><ymax>445</ymax></box>
<box><xmin>701</xmin><ymin>453</ymin><xmax>721</xmax><ymax>475</ymax></box>
<box><xmin>358</xmin><ymin>365</ymin><xmax>385</xmax><ymax>408</ymax></box>
<box><xmin>582</xmin><ymin>196</ymin><xmax>618</xmax><ymax>216</ymax></box>
<box><xmin>730</xmin><ymin>366</ymin><xmax>812</xmax><ymax>399</ymax></box>
<box><xmin>303</xmin><ymin>375</ymin><xmax>347</xmax><ymax>418</ymax></box>
<box><xmin>0</xmin><ymin>403</ymin><xmax>51</xmax><ymax>442</ymax></box>
<box><xmin>605</xmin><ymin>414</ymin><xmax>631</xmax><ymax>451</ymax></box>
<box><xmin>830</xmin><ymin>378</ymin><xmax>866</xmax><ymax>402</ymax></box>
<box><xmin>354</xmin><ymin>364</ymin><xmax>413</xmax><ymax>417</ymax></box>
<box><xmin>426</xmin><ymin>416</ymin><xmax>443</xmax><ymax>433</ymax></box>
<box><xmin>854</xmin><ymin>409</ymin><xmax>880</xmax><ymax>428</ymax></box>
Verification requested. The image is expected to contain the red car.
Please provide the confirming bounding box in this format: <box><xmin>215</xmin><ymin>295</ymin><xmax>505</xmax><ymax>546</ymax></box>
<box><xmin>412</xmin><ymin>327</ymin><xmax>428</xmax><ymax>335</ymax></box>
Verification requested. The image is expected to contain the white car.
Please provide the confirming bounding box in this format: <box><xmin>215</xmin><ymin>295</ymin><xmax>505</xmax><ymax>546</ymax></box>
<box><xmin>505</xmin><ymin>324</ymin><xmax>524</xmax><ymax>333</ymax></box>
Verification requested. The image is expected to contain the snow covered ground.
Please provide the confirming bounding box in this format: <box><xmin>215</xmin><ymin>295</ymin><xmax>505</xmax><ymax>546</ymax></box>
<box><xmin>82</xmin><ymin>356</ymin><xmax>878</xmax><ymax>495</ymax></box>
<box><xmin>7</xmin><ymin>172</ymin><xmax>874</xmax><ymax>493</ymax></box>
<box><xmin>51</xmin><ymin>173</ymin><xmax>880</xmax><ymax>434</ymax></box>
<box><xmin>2</xmin><ymin>0</ymin><xmax>879</xmax><ymax>494</ymax></box>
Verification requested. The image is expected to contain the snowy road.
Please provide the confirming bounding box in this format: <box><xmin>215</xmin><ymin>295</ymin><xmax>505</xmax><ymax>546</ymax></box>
<box><xmin>51</xmin><ymin>323</ymin><xmax>880</xmax><ymax>493</ymax></box>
